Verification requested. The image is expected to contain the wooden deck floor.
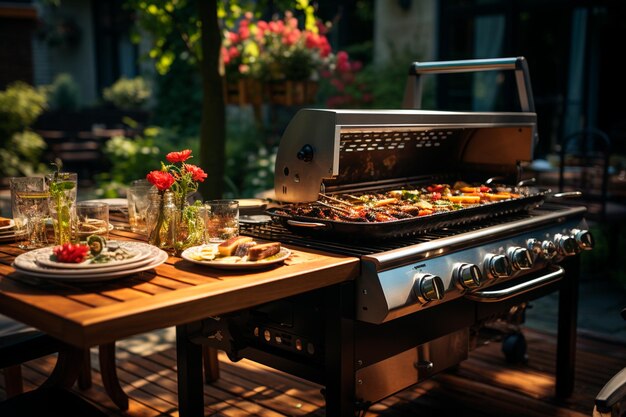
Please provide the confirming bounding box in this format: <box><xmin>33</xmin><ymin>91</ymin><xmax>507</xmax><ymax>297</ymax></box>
<box><xmin>2</xmin><ymin>328</ymin><xmax>624</xmax><ymax>417</ymax></box>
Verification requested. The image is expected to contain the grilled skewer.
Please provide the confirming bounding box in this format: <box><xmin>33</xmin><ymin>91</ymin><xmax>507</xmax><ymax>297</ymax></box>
<box><xmin>314</xmin><ymin>200</ymin><xmax>353</xmax><ymax>215</ymax></box>
<box><xmin>319</xmin><ymin>193</ymin><xmax>354</xmax><ymax>207</ymax></box>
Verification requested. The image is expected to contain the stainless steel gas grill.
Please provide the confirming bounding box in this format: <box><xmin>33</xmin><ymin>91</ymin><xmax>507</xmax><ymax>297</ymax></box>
<box><xmin>178</xmin><ymin>58</ymin><xmax>594</xmax><ymax>417</ymax></box>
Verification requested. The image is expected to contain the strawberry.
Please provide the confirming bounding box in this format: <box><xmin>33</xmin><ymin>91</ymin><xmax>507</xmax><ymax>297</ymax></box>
<box><xmin>52</xmin><ymin>243</ymin><xmax>90</xmax><ymax>263</ymax></box>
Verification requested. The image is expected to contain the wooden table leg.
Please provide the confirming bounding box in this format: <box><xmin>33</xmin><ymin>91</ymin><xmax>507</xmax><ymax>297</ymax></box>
<box><xmin>99</xmin><ymin>343</ymin><xmax>129</xmax><ymax>411</ymax></box>
<box><xmin>202</xmin><ymin>346</ymin><xmax>219</xmax><ymax>383</ymax></box>
<box><xmin>4</xmin><ymin>365</ymin><xmax>23</xmax><ymax>397</ymax></box>
<box><xmin>41</xmin><ymin>345</ymin><xmax>83</xmax><ymax>389</ymax></box>
<box><xmin>77</xmin><ymin>348</ymin><xmax>92</xmax><ymax>389</ymax></box>
<box><xmin>177</xmin><ymin>324</ymin><xmax>205</xmax><ymax>417</ymax></box>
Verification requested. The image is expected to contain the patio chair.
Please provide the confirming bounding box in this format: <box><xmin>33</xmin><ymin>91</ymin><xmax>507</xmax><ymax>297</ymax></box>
<box><xmin>594</xmin><ymin>308</ymin><xmax>626</xmax><ymax>416</ymax></box>
<box><xmin>558</xmin><ymin>127</ymin><xmax>611</xmax><ymax>220</ymax></box>
<box><xmin>0</xmin><ymin>330</ymin><xmax>107</xmax><ymax>417</ymax></box>
<box><xmin>0</xmin><ymin>317</ymin><xmax>128</xmax><ymax>412</ymax></box>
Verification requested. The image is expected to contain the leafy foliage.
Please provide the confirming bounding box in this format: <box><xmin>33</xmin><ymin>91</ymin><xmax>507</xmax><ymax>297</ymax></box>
<box><xmin>47</xmin><ymin>73</ymin><xmax>80</xmax><ymax>111</ymax></box>
<box><xmin>95</xmin><ymin>126</ymin><xmax>199</xmax><ymax>198</ymax></box>
<box><xmin>223</xmin><ymin>117</ymin><xmax>276</xmax><ymax>197</ymax></box>
<box><xmin>0</xmin><ymin>82</ymin><xmax>48</xmax><ymax>177</ymax></box>
<box><xmin>102</xmin><ymin>76</ymin><xmax>152</xmax><ymax>110</ymax></box>
<box><xmin>153</xmin><ymin>59</ymin><xmax>202</xmax><ymax>137</ymax></box>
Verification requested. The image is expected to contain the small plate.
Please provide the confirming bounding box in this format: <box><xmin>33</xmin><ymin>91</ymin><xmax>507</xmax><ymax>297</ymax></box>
<box><xmin>21</xmin><ymin>241</ymin><xmax>151</xmax><ymax>270</ymax></box>
<box><xmin>12</xmin><ymin>250</ymin><xmax>168</xmax><ymax>283</ymax></box>
<box><xmin>239</xmin><ymin>215</ymin><xmax>272</xmax><ymax>225</ymax></box>
<box><xmin>0</xmin><ymin>219</ymin><xmax>15</xmax><ymax>231</ymax></box>
<box><xmin>181</xmin><ymin>244</ymin><xmax>290</xmax><ymax>269</ymax></box>
<box><xmin>238</xmin><ymin>199</ymin><xmax>268</xmax><ymax>214</ymax></box>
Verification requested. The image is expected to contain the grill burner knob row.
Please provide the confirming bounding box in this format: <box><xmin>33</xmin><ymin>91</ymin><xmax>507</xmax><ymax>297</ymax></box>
<box><xmin>507</xmin><ymin>247</ymin><xmax>533</xmax><ymax>270</ymax></box>
<box><xmin>554</xmin><ymin>233</ymin><xmax>579</xmax><ymax>256</ymax></box>
<box><xmin>483</xmin><ymin>254</ymin><xmax>513</xmax><ymax>279</ymax></box>
<box><xmin>528</xmin><ymin>238</ymin><xmax>557</xmax><ymax>260</ymax></box>
<box><xmin>571</xmin><ymin>229</ymin><xmax>594</xmax><ymax>250</ymax></box>
<box><xmin>412</xmin><ymin>273</ymin><xmax>445</xmax><ymax>303</ymax></box>
<box><xmin>453</xmin><ymin>263</ymin><xmax>482</xmax><ymax>289</ymax></box>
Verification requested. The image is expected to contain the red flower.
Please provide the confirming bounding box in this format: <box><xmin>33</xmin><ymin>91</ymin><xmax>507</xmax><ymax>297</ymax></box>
<box><xmin>53</xmin><ymin>243</ymin><xmax>90</xmax><ymax>263</ymax></box>
<box><xmin>166</xmin><ymin>149</ymin><xmax>192</xmax><ymax>163</ymax></box>
<box><xmin>147</xmin><ymin>170</ymin><xmax>176</xmax><ymax>191</ymax></box>
<box><xmin>185</xmin><ymin>164</ymin><xmax>207</xmax><ymax>182</ymax></box>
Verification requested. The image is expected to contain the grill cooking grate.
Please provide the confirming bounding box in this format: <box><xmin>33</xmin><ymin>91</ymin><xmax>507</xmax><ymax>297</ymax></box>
<box><xmin>241</xmin><ymin>211</ymin><xmax>543</xmax><ymax>257</ymax></box>
<box><xmin>242</xmin><ymin>204</ymin><xmax>572</xmax><ymax>257</ymax></box>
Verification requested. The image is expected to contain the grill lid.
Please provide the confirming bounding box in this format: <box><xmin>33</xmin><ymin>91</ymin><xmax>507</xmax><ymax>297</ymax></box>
<box><xmin>274</xmin><ymin>109</ymin><xmax>537</xmax><ymax>202</ymax></box>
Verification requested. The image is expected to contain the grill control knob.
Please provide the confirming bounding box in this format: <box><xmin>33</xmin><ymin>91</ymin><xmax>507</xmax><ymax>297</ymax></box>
<box><xmin>453</xmin><ymin>263</ymin><xmax>482</xmax><ymax>289</ymax></box>
<box><xmin>527</xmin><ymin>238</ymin><xmax>542</xmax><ymax>256</ymax></box>
<box><xmin>483</xmin><ymin>254</ymin><xmax>512</xmax><ymax>279</ymax></box>
<box><xmin>413</xmin><ymin>273</ymin><xmax>445</xmax><ymax>303</ymax></box>
<box><xmin>554</xmin><ymin>233</ymin><xmax>579</xmax><ymax>256</ymax></box>
<box><xmin>571</xmin><ymin>228</ymin><xmax>594</xmax><ymax>251</ymax></box>
<box><xmin>507</xmin><ymin>247</ymin><xmax>533</xmax><ymax>270</ymax></box>
<box><xmin>541</xmin><ymin>240</ymin><xmax>557</xmax><ymax>260</ymax></box>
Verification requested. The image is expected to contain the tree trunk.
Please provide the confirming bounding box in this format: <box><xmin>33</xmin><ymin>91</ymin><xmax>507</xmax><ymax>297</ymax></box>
<box><xmin>197</xmin><ymin>0</ymin><xmax>225</xmax><ymax>199</ymax></box>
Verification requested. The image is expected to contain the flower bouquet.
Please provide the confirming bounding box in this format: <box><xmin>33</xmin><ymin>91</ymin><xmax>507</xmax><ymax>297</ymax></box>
<box><xmin>145</xmin><ymin>150</ymin><xmax>207</xmax><ymax>254</ymax></box>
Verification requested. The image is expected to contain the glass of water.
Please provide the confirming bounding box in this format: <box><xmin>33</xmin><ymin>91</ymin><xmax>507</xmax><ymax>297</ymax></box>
<box><xmin>10</xmin><ymin>177</ymin><xmax>49</xmax><ymax>249</ymax></box>
<box><xmin>205</xmin><ymin>200</ymin><xmax>239</xmax><ymax>242</ymax></box>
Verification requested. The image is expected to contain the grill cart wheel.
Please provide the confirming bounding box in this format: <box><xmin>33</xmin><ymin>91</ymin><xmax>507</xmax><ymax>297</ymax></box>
<box><xmin>501</xmin><ymin>332</ymin><xmax>528</xmax><ymax>364</ymax></box>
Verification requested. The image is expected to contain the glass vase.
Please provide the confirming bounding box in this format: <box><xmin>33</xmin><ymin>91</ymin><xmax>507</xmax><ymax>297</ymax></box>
<box><xmin>174</xmin><ymin>201</ymin><xmax>207</xmax><ymax>255</ymax></box>
<box><xmin>146</xmin><ymin>189</ymin><xmax>177</xmax><ymax>254</ymax></box>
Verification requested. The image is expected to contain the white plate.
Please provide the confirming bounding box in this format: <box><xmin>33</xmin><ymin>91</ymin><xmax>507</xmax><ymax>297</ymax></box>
<box><xmin>239</xmin><ymin>215</ymin><xmax>272</xmax><ymax>225</ymax></box>
<box><xmin>18</xmin><ymin>252</ymin><xmax>156</xmax><ymax>275</ymax></box>
<box><xmin>14</xmin><ymin>244</ymin><xmax>161</xmax><ymax>275</ymax></box>
<box><xmin>33</xmin><ymin>241</ymin><xmax>148</xmax><ymax>269</ymax></box>
<box><xmin>181</xmin><ymin>244</ymin><xmax>290</xmax><ymax>269</ymax></box>
<box><xmin>0</xmin><ymin>230</ymin><xmax>27</xmax><ymax>242</ymax></box>
<box><xmin>12</xmin><ymin>249</ymin><xmax>168</xmax><ymax>282</ymax></box>
<box><xmin>238</xmin><ymin>198</ymin><xmax>268</xmax><ymax>212</ymax></box>
<box><xmin>0</xmin><ymin>219</ymin><xmax>15</xmax><ymax>231</ymax></box>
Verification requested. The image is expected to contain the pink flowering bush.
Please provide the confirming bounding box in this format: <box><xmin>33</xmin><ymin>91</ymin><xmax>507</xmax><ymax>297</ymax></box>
<box><xmin>321</xmin><ymin>51</ymin><xmax>373</xmax><ymax>108</ymax></box>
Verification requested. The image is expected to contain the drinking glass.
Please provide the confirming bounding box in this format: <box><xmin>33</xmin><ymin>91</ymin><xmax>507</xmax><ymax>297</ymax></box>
<box><xmin>76</xmin><ymin>202</ymin><xmax>109</xmax><ymax>240</ymax></box>
<box><xmin>205</xmin><ymin>200</ymin><xmax>239</xmax><ymax>242</ymax></box>
<box><xmin>46</xmin><ymin>172</ymin><xmax>78</xmax><ymax>245</ymax></box>
<box><xmin>10</xmin><ymin>177</ymin><xmax>49</xmax><ymax>249</ymax></box>
<box><xmin>127</xmin><ymin>179</ymin><xmax>153</xmax><ymax>234</ymax></box>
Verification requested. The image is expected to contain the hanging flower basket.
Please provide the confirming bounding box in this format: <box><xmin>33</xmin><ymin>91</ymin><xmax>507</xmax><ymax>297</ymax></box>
<box><xmin>267</xmin><ymin>80</ymin><xmax>318</xmax><ymax>106</ymax></box>
<box><xmin>223</xmin><ymin>79</ymin><xmax>264</xmax><ymax>106</ymax></box>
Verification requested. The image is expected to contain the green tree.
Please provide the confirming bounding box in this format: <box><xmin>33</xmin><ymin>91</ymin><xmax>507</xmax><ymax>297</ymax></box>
<box><xmin>130</xmin><ymin>0</ymin><xmax>227</xmax><ymax>198</ymax></box>
<box><xmin>129</xmin><ymin>0</ymin><xmax>316</xmax><ymax>198</ymax></box>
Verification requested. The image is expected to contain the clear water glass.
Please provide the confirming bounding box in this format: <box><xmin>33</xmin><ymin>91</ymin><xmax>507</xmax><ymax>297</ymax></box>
<box><xmin>10</xmin><ymin>177</ymin><xmax>49</xmax><ymax>249</ymax></box>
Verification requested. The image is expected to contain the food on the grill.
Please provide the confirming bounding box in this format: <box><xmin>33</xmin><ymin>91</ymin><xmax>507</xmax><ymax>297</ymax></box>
<box><xmin>218</xmin><ymin>236</ymin><xmax>254</xmax><ymax>256</ymax></box>
<box><xmin>275</xmin><ymin>182</ymin><xmax>522</xmax><ymax>223</ymax></box>
<box><xmin>247</xmin><ymin>242</ymin><xmax>281</xmax><ymax>261</ymax></box>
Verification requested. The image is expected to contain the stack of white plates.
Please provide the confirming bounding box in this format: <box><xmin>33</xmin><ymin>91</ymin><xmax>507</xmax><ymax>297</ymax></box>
<box><xmin>12</xmin><ymin>241</ymin><xmax>168</xmax><ymax>282</ymax></box>
<box><xmin>0</xmin><ymin>219</ymin><xmax>25</xmax><ymax>243</ymax></box>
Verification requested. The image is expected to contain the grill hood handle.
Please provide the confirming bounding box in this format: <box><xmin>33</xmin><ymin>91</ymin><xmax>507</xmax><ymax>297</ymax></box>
<box><xmin>403</xmin><ymin>56</ymin><xmax>536</xmax><ymax>113</ymax></box>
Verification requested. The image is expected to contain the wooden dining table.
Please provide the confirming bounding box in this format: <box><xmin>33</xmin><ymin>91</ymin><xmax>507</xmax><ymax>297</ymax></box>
<box><xmin>0</xmin><ymin>224</ymin><xmax>360</xmax><ymax>416</ymax></box>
